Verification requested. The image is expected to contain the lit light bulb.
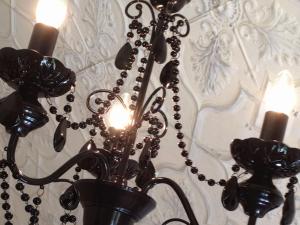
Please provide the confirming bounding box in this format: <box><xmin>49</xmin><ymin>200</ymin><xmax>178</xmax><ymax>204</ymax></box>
<box><xmin>36</xmin><ymin>0</ymin><xmax>67</xmax><ymax>28</ymax></box>
<box><xmin>264</xmin><ymin>70</ymin><xmax>296</xmax><ymax>115</ymax></box>
<box><xmin>107</xmin><ymin>93</ymin><xmax>132</xmax><ymax>130</ymax></box>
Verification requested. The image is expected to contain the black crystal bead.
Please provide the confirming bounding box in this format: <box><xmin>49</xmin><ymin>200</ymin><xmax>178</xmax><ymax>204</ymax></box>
<box><xmin>174</xmin><ymin>105</ymin><xmax>181</xmax><ymax>112</ymax></box>
<box><xmin>66</xmin><ymin>94</ymin><xmax>75</xmax><ymax>102</ymax></box>
<box><xmin>290</xmin><ymin>176</ymin><xmax>298</xmax><ymax>184</ymax></box>
<box><xmin>75</xmin><ymin>167</ymin><xmax>81</xmax><ymax>173</ymax></box>
<box><xmin>2</xmin><ymin>202</ymin><xmax>10</xmax><ymax>210</ymax></box>
<box><xmin>120</xmin><ymin>71</ymin><xmax>128</xmax><ymax>78</ymax></box>
<box><xmin>198</xmin><ymin>174</ymin><xmax>206</xmax><ymax>181</ymax></box>
<box><xmin>1</xmin><ymin>192</ymin><xmax>9</xmax><ymax>200</ymax></box>
<box><xmin>15</xmin><ymin>183</ymin><xmax>24</xmax><ymax>191</ymax></box>
<box><xmin>5</xmin><ymin>222</ymin><xmax>12</xmax><ymax>225</ymax></box>
<box><xmin>30</xmin><ymin>209</ymin><xmax>39</xmax><ymax>216</ymax></box>
<box><xmin>117</xmin><ymin>79</ymin><xmax>124</xmax><ymax>86</ymax></box>
<box><xmin>0</xmin><ymin>160</ymin><xmax>7</xmax><ymax>168</ymax></box>
<box><xmin>174</xmin><ymin>113</ymin><xmax>181</xmax><ymax>120</ymax></box>
<box><xmin>185</xmin><ymin>159</ymin><xmax>193</xmax><ymax>166</ymax></box>
<box><xmin>71</xmin><ymin>122</ymin><xmax>79</xmax><ymax>130</ymax></box>
<box><xmin>178</xmin><ymin>141</ymin><xmax>186</xmax><ymax>148</ymax></box>
<box><xmin>1</xmin><ymin>182</ymin><xmax>9</xmax><ymax>190</ymax></box>
<box><xmin>56</xmin><ymin>115</ymin><xmax>64</xmax><ymax>122</ymax></box>
<box><xmin>30</xmin><ymin>216</ymin><xmax>39</xmax><ymax>224</ymax></box>
<box><xmin>191</xmin><ymin>167</ymin><xmax>198</xmax><ymax>174</ymax></box>
<box><xmin>175</xmin><ymin>123</ymin><xmax>182</xmax><ymax>130</ymax></box>
<box><xmin>79</xmin><ymin>122</ymin><xmax>87</xmax><ymax>129</ymax></box>
<box><xmin>219</xmin><ymin>179</ymin><xmax>226</xmax><ymax>186</ymax></box>
<box><xmin>33</xmin><ymin>197</ymin><xmax>42</xmax><ymax>205</ymax></box>
<box><xmin>181</xmin><ymin>150</ymin><xmax>188</xmax><ymax>157</ymax></box>
<box><xmin>69</xmin><ymin>215</ymin><xmax>77</xmax><ymax>223</ymax></box>
<box><xmin>49</xmin><ymin>106</ymin><xmax>57</xmax><ymax>114</ymax></box>
<box><xmin>127</xmin><ymin>32</ymin><xmax>134</xmax><ymax>38</ymax></box>
<box><xmin>113</xmin><ymin>87</ymin><xmax>120</xmax><ymax>94</ymax></box>
<box><xmin>208</xmin><ymin>179</ymin><xmax>216</xmax><ymax>186</ymax></box>
<box><xmin>25</xmin><ymin>204</ymin><xmax>34</xmax><ymax>213</ymax></box>
<box><xmin>231</xmin><ymin>165</ymin><xmax>240</xmax><ymax>172</ymax></box>
<box><xmin>0</xmin><ymin>171</ymin><xmax>8</xmax><ymax>179</ymax></box>
<box><xmin>60</xmin><ymin>214</ymin><xmax>69</xmax><ymax>223</ymax></box>
<box><xmin>73</xmin><ymin>175</ymin><xmax>79</xmax><ymax>181</ymax></box>
<box><xmin>64</xmin><ymin>105</ymin><xmax>72</xmax><ymax>113</ymax></box>
<box><xmin>177</xmin><ymin>132</ymin><xmax>184</xmax><ymax>139</ymax></box>
<box><xmin>21</xmin><ymin>193</ymin><xmax>30</xmax><ymax>201</ymax></box>
<box><xmin>5</xmin><ymin>212</ymin><xmax>13</xmax><ymax>220</ymax></box>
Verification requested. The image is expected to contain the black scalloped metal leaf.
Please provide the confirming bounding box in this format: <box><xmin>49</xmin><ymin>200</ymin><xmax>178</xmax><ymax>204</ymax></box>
<box><xmin>59</xmin><ymin>185</ymin><xmax>80</xmax><ymax>211</ymax></box>
<box><xmin>135</xmin><ymin>161</ymin><xmax>155</xmax><ymax>188</ymax></box>
<box><xmin>115</xmin><ymin>42</ymin><xmax>133</xmax><ymax>70</ymax></box>
<box><xmin>221</xmin><ymin>176</ymin><xmax>239</xmax><ymax>211</ymax></box>
<box><xmin>160</xmin><ymin>61</ymin><xmax>178</xmax><ymax>87</ymax></box>
<box><xmin>125</xmin><ymin>159</ymin><xmax>140</xmax><ymax>180</ymax></box>
<box><xmin>153</xmin><ymin>33</ymin><xmax>167</xmax><ymax>64</ymax></box>
<box><xmin>280</xmin><ymin>190</ymin><xmax>295</xmax><ymax>225</ymax></box>
<box><xmin>53</xmin><ymin>117</ymin><xmax>68</xmax><ymax>152</ymax></box>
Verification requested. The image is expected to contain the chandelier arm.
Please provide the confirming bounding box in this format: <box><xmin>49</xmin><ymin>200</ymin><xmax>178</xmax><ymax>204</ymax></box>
<box><xmin>162</xmin><ymin>218</ymin><xmax>190</xmax><ymax>225</ymax></box>
<box><xmin>86</xmin><ymin>89</ymin><xmax>126</xmax><ymax>114</ymax></box>
<box><xmin>142</xmin><ymin>177</ymin><xmax>199</xmax><ymax>225</ymax></box>
<box><xmin>125</xmin><ymin>0</ymin><xmax>156</xmax><ymax>22</ymax></box>
<box><xmin>6</xmin><ymin>133</ymin><xmax>109</xmax><ymax>186</ymax></box>
<box><xmin>155</xmin><ymin>109</ymin><xmax>168</xmax><ymax>138</ymax></box>
<box><xmin>170</xmin><ymin>14</ymin><xmax>190</xmax><ymax>37</ymax></box>
<box><xmin>137</xmin><ymin>86</ymin><xmax>166</xmax><ymax>120</ymax></box>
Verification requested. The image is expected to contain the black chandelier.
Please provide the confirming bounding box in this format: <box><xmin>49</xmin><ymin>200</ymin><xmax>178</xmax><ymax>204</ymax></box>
<box><xmin>0</xmin><ymin>0</ymin><xmax>300</xmax><ymax>225</ymax></box>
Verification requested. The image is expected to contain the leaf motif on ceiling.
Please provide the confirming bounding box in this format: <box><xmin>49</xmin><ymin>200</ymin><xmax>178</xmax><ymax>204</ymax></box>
<box><xmin>239</xmin><ymin>0</ymin><xmax>300</xmax><ymax>65</ymax></box>
<box><xmin>190</xmin><ymin>25</ymin><xmax>235</xmax><ymax>95</ymax></box>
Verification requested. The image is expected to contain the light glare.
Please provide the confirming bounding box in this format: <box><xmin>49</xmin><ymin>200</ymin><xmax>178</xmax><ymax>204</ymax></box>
<box><xmin>36</xmin><ymin>0</ymin><xmax>67</xmax><ymax>28</ymax></box>
<box><xmin>107</xmin><ymin>94</ymin><xmax>132</xmax><ymax>130</ymax></box>
<box><xmin>264</xmin><ymin>70</ymin><xmax>296</xmax><ymax>115</ymax></box>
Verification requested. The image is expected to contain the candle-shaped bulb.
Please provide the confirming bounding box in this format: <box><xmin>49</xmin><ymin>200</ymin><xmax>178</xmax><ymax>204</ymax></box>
<box><xmin>36</xmin><ymin>0</ymin><xmax>67</xmax><ymax>29</ymax></box>
<box><xmin>260</xmin><ymin>70</ymin><xmax>296</xmax><ymax>142</ymax></box>
<box><xmin>107</xmin><ymin>93</ymin><xmax>132</xmax><ymax>130</ymax></box>
<box><xmin>264</xmin><ymin>70</ymin><xmax>296</xmax><ymax>115</ymax></box>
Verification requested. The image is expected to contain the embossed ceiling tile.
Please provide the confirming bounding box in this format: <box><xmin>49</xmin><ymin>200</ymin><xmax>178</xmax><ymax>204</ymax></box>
<box><xmin>181</xmin><ymin>4</ymin><xmax>250</xmax><ymax>107</ymax></box>
<box><xmin>236</xmin><ymin>0</ymin><xmax>300</xmax><ymax>80</ymax></box>
<box><xmin>0</xmin><ymin>1</ymin><xmax>11</xmax><ymax>38</ymax></box>
<box><xmin>193</xmin><ymin>91</ymin><xmax>258</xmax><ymax>154</ymax></box>
<box><xmin>12</xmin><ymin>11</ymin><xmax>33</xmax><ymax>48</ymax></box>
<box><xmin>55</xmin><ymin>0</ymin><xmax>125</xmax><ymax>71</ymax></box>
<box><xmin>14</xmin><ymin>0</ymin><xmax>37</xmax><ymax>21</ymax></box>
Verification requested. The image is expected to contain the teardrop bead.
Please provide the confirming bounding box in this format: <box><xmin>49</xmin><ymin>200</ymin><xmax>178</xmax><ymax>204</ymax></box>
<box><xmin>280</xmin><ymin>190</ymin><xmax>295</xmax><ymax>225</ymax></box>
<box><xmin>221</xmin><ymin>176</ymin><xmax>239</xmax><ymax>211</ymax></box>
<box><xmin>160</xmin><ymin>61</ymin><xmax>177</xmax><ymax>87</ymax></box>
<box><xmin>115</xmin><ymin>42</ymin><xmax>133</xmax><ymax>70</ymax></box>
<box><xmin>152</xmin><ymin>33</ymin><xmax>167</xmax><ymax>64</ymax></box>
<box><xmin>53</xmin><ymin>117</ymin><xmax>68</xmax><ymax>152</ymax></box>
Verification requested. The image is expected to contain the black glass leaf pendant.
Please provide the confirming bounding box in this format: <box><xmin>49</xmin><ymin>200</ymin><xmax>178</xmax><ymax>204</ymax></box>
<box><xmin>280</xmin><ymin>190</ymin><xmax>295</xmax><ymax>225</ymax></box>
<box><xmin>115</xmin><ymin>42</ymin><xmax>133</xmax><ymax>70</ymax></box>
<box><xmin>221</xmin><ymin>176</ymin><xmax>239</xmax><ymax>211</ymax></box>
<box><xmin>77</xmin><ymin>139</ymin><xmax>97</xmax><ymax>170</ymax></box>
<box><xmin>160</xmin><ymin>61</ymin><xmax>178</xmax><ymax>87</ymax></box>
<box><xmin>53</xmin><ymin>117</ymin><xmax>68</xmax><ymax>152</ymax></box>
<box><xmin>80</xmin><ymin>139</ymin><xmax>97</xmax><ymax>153</ymax></box>
<box><xmin>125</xmin><ymin>159</ymin><xmax>140</xmax><ymax>180</ymax></box>
<box><xmin>153</xmin><ymin>33</ymin><xmax>167</xmax><ymax>64</ymax></box>
<box><xmin>135</xmin><ymin>161</ymin><xmax>155</xmax><ymax>189</ymax></box>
